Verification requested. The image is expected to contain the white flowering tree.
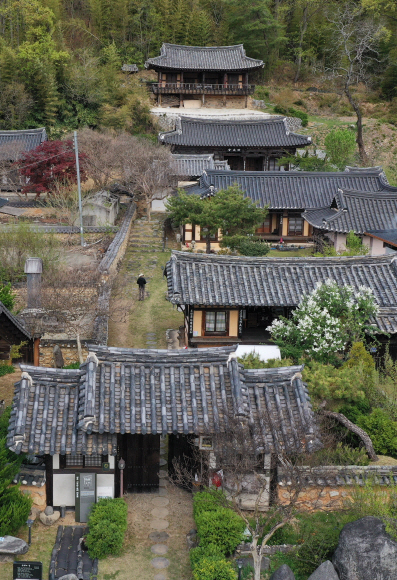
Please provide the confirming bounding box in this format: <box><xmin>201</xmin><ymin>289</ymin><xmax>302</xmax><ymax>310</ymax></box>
<box><xmin>267</xmin><ymin>280</ymin><xmax>379</xmax><ymax>362</ymax></box>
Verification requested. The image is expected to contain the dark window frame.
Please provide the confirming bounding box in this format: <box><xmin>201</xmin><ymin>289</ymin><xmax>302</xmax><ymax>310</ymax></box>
<box><xmin>288</xmin><ymin>216</ymin><xmax>304</xmax><ymax>236</ymax></box>
<box><xmin>202</xmin><ymin>310</ymin><xmax>229</xmax><ymax>336</ymax></box>
<box><xmin>59</xmin><ymin>454</ymin><xmax>108</xmax><ymax>470</ymax></box>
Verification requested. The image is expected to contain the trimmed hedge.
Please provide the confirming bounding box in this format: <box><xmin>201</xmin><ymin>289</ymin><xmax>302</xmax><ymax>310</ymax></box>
<box><xmin>195</xmin><ymin>507</ymin><xmax>245</xmax><ymax>555</ymax></box>
<box><xmin>192</xmin><ymin>556</ymin><xmax>236</xmax><ymax>580</ymax></box>
<box><xmin>85</xmin><ymin>498</ymin><xmax>128</xmax><ymax>559</ymax></box>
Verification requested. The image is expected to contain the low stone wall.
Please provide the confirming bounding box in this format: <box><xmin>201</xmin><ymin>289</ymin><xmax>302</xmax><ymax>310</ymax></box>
<box><xmin>98</xmin><ymin>201</ymin><xmax>136</xmax><ymax>278</ymax></box>
<box><xmin>277</xmin><ymin>465</ymin><xmax>397</xmax><ymax>511</ymax></box>
<box><xmin>39</xmin><ymin>341</ymin><xmax>89</xmax><ymax>367</ymax></box>
<box><xmin>92</xmin><ymin>201</ymin><xmax>137</xmax><ymax>345</ymax></box>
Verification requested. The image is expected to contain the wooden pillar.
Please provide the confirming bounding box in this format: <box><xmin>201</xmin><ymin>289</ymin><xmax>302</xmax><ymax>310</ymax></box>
<box><xmin>243</xmin><ymin>157</ymin><xmax>246</xmax><ymax>171</ymax></box>
<box><xmin>245</xmin><ymin>72</ymin><xmax>249</xmax><ymax>108</ymax></box>
<box><xmin>33</xmin><ymin>337</ymin><xmax>40</xmax><ymax>366</ymax></box>
<box><xmin>202</xmin><ymin>72</ymin><xmax>205</xmax><ymax>105</ymax></box>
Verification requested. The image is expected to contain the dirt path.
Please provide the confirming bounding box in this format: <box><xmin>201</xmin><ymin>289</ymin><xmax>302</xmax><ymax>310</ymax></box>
<box><xmin>108</xmin><ymin>214</ymin><xmax>183</xmax><ymax>349</ymax></box>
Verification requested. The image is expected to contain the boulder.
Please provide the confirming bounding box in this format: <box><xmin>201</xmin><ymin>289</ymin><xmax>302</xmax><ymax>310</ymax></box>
<box><xmin>269</xmin><ymin>564</ymin><xmax>296</xmax><ymax>580</ymax></box>
<box><xmin>58</xmin><ymin>575</ymin><xmax>78</xmax><ymax>580</ymax></box>
<box><xmin>0</xmin><ymin>536</ymin><xmax>29</xmax><ymax>562</ymax></box>
<box><xmin>307</xmin><ymin>560</ymin><xmax>339</xmax><ymax>580</ymax></box>
<box><xmin>333</xmin><ymin>516</ymin><xmax>397</xmax><ymax>580</ymax></box>
<box><xmin>186</xmin><ymin>529</ymin><xmax>198</xmax><ymax>549</ymax></box>
<box><xmin>40</xmin><ymin>509</ymin><xmax>60</xmax><ymax>526</ymax></box>
<box><xmin>53</xmin><ymin>345</ymin><xmax>64</xmax><ymax>368</ymax></box>
<box><xmin>44</xmin><ymin>506</ymin><xmax>54</xmax><ymax>516</ymax></box>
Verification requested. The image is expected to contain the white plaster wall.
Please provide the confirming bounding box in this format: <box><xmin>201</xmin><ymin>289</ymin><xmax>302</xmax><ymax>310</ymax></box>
<box><xmin>97</xmin><ymin>474</ymin><xmax>115</xmax><ymax>499</ymax></box>
<box><xmin>53</xmin><ymin>454</ymin><xmax>60</xmax><ymax>469</ymax></box>
<box><xmin>335</xmin><ymin>233</ymin><xmax>347</xmax><ymax>252</ymax></box>
<box><xmin>151</xmin><ymin>198</ymin><xmax>167</xmax><ymax>212</ymax></box>
<box><xmin>109</xmin><ymin>456</ymin><xmax>115</xmax><ymax>469</ymax></box>
<box><xmin>367</xmin><ymin>236</ymin><xmax>385</xmax><ymax>256</ymax></box>
<box><xmin>53</xmin><ymin>474</ymin><xmax>75</xmax><ymax>506</ymax></box>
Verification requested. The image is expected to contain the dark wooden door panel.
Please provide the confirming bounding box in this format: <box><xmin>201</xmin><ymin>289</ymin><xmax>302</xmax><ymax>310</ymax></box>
<box><xmin>120</xmin><ymin>434</ymin><xmax>160</xmax><ymax>493</ymax></box>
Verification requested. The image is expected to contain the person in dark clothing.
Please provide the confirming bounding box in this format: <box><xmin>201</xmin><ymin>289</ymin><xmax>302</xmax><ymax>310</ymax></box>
<box><xmin>137</xmin><ymin>273</ymin><xmax>146</xmax><ymax>301</ymax></box>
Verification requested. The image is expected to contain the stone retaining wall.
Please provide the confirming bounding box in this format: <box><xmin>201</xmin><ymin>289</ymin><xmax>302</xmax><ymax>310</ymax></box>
<box><xmin>39</xmin><ymin>341</ymin><xmax>89</xmax><ymax>367</ymax></box>
<box><xmin>92</xmin><ymin>201</ymin><xmax>137</xmax><ymax>345</ymax></box>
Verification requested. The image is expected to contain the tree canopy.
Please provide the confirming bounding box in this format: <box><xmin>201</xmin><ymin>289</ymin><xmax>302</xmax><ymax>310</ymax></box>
<box><xmin>166</xmin><ymin>186</ymin><xmax>268</xmax><ymax>253</ymax></box>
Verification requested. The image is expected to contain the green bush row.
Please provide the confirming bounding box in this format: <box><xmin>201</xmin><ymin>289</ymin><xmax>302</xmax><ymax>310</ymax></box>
<box><xmin>191</xmin><ymin>490</ymin><xmax>245</xmax><ymax>580</ymax></box>
<box><xmin>85</xmin><ymin>498</ymin><xmax>128</xmax><ymax>559</ymax></box>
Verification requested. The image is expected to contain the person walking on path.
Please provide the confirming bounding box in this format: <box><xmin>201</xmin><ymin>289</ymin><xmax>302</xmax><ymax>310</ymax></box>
<box><xmin>137</xmin><ymin>273</ymin><xmax>147</xmax><ymax>301</ymax></box>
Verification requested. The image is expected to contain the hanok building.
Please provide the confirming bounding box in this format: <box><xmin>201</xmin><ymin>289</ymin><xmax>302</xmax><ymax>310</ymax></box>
<box><xmin>172</xmin><ymin>154</ymin><xmax>230</xmax><ymax>180</ymax></box>
<box><xmin>160</xmin><ymin>117</ymin><xmax>311</xmax><ymax>171</ymax></box>
<box><xmin>0</xmin><ymin>300</ymin><xmax>36</xmax><ymax>364</ymax></box>
<box><xmin>303</xmin><ymin>187</ymin><xmax>397</xmax><ymax>256</ymax></box>
<box><xmin>7</xmin><ymin>346</ymin><xmax>319</xmax><ymax>511</ymax></box>
<box><xmin>0</xmin><ymin>127</ymin><xmax>47</xmax><ymax>190</ymax></box>
<box><xmin>183</xmin><ymin>166</ymin><xmax>392</xmax><ymax>248</ymax></box>
<box><xmin>145</xmin><ymin>43</ymin><xmax>263</xmax><ymax>109</ymax></box>
<box><xmin>165</xmin><ymin>251</ymin><xmax>397</xmax><ymax>346</ymax></box>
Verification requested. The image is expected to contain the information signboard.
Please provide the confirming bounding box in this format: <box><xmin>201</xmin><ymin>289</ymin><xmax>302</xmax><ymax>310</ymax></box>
<box><xmin>13</xmin><ymin>561</ymin><xmax>42</xmax><ymax>580</ymax></box>
<box><xmin>75</xmin><ymin>472</ymin><xmax>96</xmax><ymax>522</ymax></box>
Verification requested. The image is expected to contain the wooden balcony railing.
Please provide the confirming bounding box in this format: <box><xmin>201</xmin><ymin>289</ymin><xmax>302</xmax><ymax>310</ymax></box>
<box><xmin>152</xmin><ymin>83</ymin><xmax>255</xmax><ymax>95</ymax></box>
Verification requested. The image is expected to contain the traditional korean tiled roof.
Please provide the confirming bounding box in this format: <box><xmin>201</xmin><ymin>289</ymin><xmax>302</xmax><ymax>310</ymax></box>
<box><xmin>172</xmin><ymin>154</ymin><xmax>230</xmax><ymax>177</ymax></box>
<box><xmin>303</xmin><ymin>189</ymin><xmax>397</xmax><ymax>234</ymax></box>
<box><xmin>0</xmin><ymin>128</ymin><xmax>47</xmax><ymax>161</ymax></box>
<box><xmin>0</xmin><ymin>300</ymin><xmax>32</xmax><ymax>340</ymax></box>
<box><xmin>365</xmin><ymin>229</ymin><xmax>397</xmax><ymax>248</ymax></box>
<box><xmin>159</xmin><ymin>117</ymin><xmax>311</xmax><ymax>149</ymax></box>
<box><xmin>187</xmin><ymin>167</ymin><xmax>392</xmax><ymax>209</ymax></box>
<box><xmin>13</xmin><ymin>464</ymin><xmax>46</xmax><ymax>487</ymax></box>
<box><xmin>7</xmin><ymin>366</ymin><xmax>116</xmax><ymax>456</ymax></box>
<box><xmin>0</xmin><ymin>197</ymin><xmax>8</xmax><ymax>208</ymax></box>
<box><xmin>7</xmin><ymin>347</ymin><xmax>319</xmax><ymax>456</ymax></box>
<box><xmin>165</xmin><ymin>252</ymin><xmax>397</xmax><ymax>323</ymax></box>
<box><xmin>121</xmin><ymin>64</ymin><xmax>138</xmax><ymax>72</ymax></box>
<box><xmin>145</xmin><ymin>43</ymin><xmax>263</xmax><ymax>71</ymax></box>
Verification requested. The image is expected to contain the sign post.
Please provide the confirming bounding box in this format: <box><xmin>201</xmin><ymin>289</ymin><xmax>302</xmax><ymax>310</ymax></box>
<box><xmin>13</xmin><ymin>561</ymin><xmax>42</xmax><ymax>580</ymax></box>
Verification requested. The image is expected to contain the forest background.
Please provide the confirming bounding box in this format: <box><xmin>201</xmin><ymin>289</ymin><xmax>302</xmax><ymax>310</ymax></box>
<box><xmin>0</xmin><ymin>0</ymin><xmax>396</xmax><ymax>142</ymax></box>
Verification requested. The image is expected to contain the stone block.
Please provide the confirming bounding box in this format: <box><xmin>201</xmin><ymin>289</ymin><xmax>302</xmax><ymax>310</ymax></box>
<box><xmin>40</xmin><ymin>510</ymin><xmax>60</xmax><ymax>526</ymax></box>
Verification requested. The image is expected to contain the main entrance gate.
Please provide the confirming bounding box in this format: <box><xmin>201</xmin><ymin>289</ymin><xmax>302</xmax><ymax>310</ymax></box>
<box><xmin>117</xmin><ymin>434</ymin><xmax>160</xmax><ymax>493</ymax></box>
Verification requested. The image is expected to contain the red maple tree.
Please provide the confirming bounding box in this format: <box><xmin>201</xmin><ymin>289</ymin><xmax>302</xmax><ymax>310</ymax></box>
<box><xmin>16</xmin><ymin>140</ymin><xmax>88</xmax><ymax>198</ymax></box>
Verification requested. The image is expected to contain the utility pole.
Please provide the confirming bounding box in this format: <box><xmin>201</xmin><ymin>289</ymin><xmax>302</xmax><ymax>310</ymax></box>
<box><xmin>74</xmin><ymin>131</ymin><xmax>84</xmax><ymax>247</ymax></box>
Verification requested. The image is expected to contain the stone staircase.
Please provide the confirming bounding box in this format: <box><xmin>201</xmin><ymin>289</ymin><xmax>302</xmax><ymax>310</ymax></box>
<box><xmin>129</xmin><ymin>214</ymin><xmax>164</xmax><ymax>253</ymax></box>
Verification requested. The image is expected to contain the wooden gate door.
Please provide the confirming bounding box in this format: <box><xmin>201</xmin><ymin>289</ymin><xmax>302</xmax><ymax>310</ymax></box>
<box><xmin>168</xmin><ymin>434</ymin><xmax>199</xmax><ymax>488</ymax></box>
<box><xmin>120</xmin><ymin>434</ymin><xmax>160</xmax><ymax>493</ymax></box>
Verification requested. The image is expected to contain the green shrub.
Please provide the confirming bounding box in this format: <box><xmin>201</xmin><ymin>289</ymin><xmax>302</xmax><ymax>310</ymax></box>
<box><xmin>273</xmin><ymin>105</ymin><xmax>308</xmax><ymax>127</ymax></box>
<box><xmin>238</xmin><ymin>238</ymin><xmax>270</xmax><ymax>257</ymax></box>
<box><xmin>357</xmin><ymin>408</ymin><xmax>397</xmax><ymax>457</ymax></box>
<box><xmin>192</xmin><ymin>556</ymin><xmax>236</xmax><ymax>580</ymax></box>
<box><xmin>0</xmin><ymin>363</ymin><xmax>15</xmax><ymax>377</ymax></box>
<box><xmin>0</xmin><ymin>282</ymin><xmax>15</xmax><ymax>310</ymax></box>
<box><xmin>292</xmin><ymin>511</ymin><xmax>356</xmax><ymax>578</ymax></box>
<box><xmin>63</xmin><ymin>362</ymin><xmax>80</xmax><ymax>369</ymax></box>
<box><xmin>238</xmin><ymin>352</ymin><xmax>293</xmax><ymax>369</ymax></box>
<box><xmin>193</xmin><ymin>489</ymin><xmax>227</xmax><ymax>518</ymax></box>
<box><xmin>86</xmin><ymin>498</ymin><xmax>128</xmax><ymax>559</ymax></box>
<box><xmin>190</xmin><ymin>545</ymin><xmax>224</xmax><ymax>569</ymax></box>
<box><xmin>195</xmin><ymin>507</ymin><xmax>245</xmax><ymax>555</ymax></box>
<box><xmin>303</xmin><ymin>442</ymin><xmax>370</xmax><ymax>466</ymax></box>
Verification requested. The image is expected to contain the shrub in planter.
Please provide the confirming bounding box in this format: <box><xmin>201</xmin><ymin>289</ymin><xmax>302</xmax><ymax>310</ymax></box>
<box><xmin>195</xmin><ymin>507</ymin><xmax>245</xmax><ymax>555</ymax></box>
<box><xmin>86</xmin><ymin>498</ymin><xmax>128</xmax><ymax>559</ymax></box>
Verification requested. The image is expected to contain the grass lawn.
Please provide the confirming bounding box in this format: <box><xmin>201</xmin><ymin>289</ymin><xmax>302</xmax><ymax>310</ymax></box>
<box><xmin>268</xmin><ymin>248</ymin><xmax>314</xmax><ymax>258</ymax></box>
<box><xmin>1</xmin><ymin>518</ymin><xmax>59</xmax><ymax>579</ymax></box>
<box><xmin>108</xmin><ymin>249</ymin><xmax>184</xmax><ymax>349</ymax></box>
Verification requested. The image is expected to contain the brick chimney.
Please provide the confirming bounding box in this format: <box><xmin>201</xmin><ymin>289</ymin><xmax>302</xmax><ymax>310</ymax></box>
<box><xmin>24</xmin><ymin>258</ymin><xmax>43</xmax><ymax>309</ymax></box>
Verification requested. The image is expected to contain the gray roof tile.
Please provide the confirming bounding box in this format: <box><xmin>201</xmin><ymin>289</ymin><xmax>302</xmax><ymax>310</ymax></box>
<box><xmin>366</xmin><ymin>229</ymin><xmax>397</xmax><ymax>248</ymax></box>
<box><xmin>7</xmin><ymin>347</ymin><xmax>318</xmax><ymax>455</ymax></box>
<box><xmin>188</xmin><ymin>167</ymin><xmax>392</xmax><ymax>209</ymax></box>
<box><xmin>165</xmin><ymin>252</ymin><xmax>397</xmax><ymax>334</ymax></box>
<box><xmin>160</xmin><ymin>117</ymin><xmax>310</xmax><ymax>148</ymax></box>
<box><xmin>303</xmin><ymin>188</ymin><xmax>397</xmax><ymax>234</ymax></box>
<box><xmin>0</xmin><ymin>300</ymin><xmax>32</xmax><ymax>340</ymax></box>
<box><xmin>145</xmin><ymin>43</ymin><xmax>263</xmax><ymax>71</ymax></box>
<box><xmin>278</xmin><ymin>465</ymin><xmax>397</xmax><ymax>487</ymax></box>
<box><xmin>0</xmin><ymin>128</ymin><xmax>47</xmax><ymax>161</ymax></box>
<box><xmin>172</xmin><ymin>154</ymin><xmax>231</xmax><ymax>177</ymax></box>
